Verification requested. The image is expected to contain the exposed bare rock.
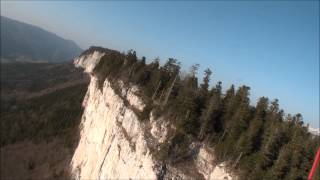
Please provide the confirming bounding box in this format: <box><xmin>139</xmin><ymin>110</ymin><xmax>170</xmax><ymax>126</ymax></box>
<box><xmin>70</xmin><ymin>50</ymin><xmax>236</xmax><ymax>180</ymax></box>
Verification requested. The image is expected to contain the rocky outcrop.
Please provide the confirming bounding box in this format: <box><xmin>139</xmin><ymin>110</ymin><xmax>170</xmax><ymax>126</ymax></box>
<box><xmin>196</xmin><ymin>147</ymin><xmax>232</xmax><ymax>180</ymax></box>
<box><xmin>70</xmin><ymin>49</ymin><xmax>235</xmax><ymax>180</ymax></box>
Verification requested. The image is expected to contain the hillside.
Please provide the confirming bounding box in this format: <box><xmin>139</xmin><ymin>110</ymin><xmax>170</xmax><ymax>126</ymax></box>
<box><xmin>70</xmin><ymin>47</ymin><xmax>320</xmax><ymax>180</ymax></box>
<box><xmin>0</xmin><ymin>16</ymin><xmax>82</xmax><ymax>62</ymax></box>
<box><xmin>1</xmin><ymin>47</ymin><xmax>319</xmax><ymax>179</ymax></box>
<box><xmin>1</xmin><ymin>62</ymin><xmax>88</xmax><ymax>101</ymax></box>
<box><xmin>0</xmin><ymin>62</ymin><xmax>89</xmax><ymax>179</ymax></box>
<box><xmin>1</xmin><ymin>83</ymin><xmax>87</xmax><ymax>179</ymax></box>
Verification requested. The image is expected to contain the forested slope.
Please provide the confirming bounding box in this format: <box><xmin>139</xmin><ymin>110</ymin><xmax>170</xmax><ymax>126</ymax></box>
<box><xmin>0</xmin><ymin>62</ymin><xmax>88</xmax><ymax>179</ymax></box>
<box><xmin>86</xmin><ymin>46</ymin><xmax>320</xmax><ymax>180</ymax></box>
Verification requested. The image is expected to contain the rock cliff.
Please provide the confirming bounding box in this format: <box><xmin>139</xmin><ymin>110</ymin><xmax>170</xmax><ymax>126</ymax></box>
<box><xmin>70</xmin><ymin>48</ymin><xmax>235</xmax><ymax>180</ymax></box>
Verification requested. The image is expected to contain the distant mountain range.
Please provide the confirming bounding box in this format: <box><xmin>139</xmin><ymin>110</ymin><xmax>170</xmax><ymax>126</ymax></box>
<box><xmin>0</xmin><ymin>16</ymin><xmax>82</xmax><ymax>63</ymax></box>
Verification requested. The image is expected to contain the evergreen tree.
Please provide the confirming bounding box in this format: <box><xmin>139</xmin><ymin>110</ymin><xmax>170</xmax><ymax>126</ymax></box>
<box><xmin>199</xmin><ymin>68</ymin><xmax>212</xmax><ymax>98</ymax></box>
<box><xmin>162</xmin><ymin>58</ymin><xmax>180</xmax><ymax>77</ymax></box>
<box><xmin>174</xmin><ymin>66</ymin><xmax>200</xmax><ymax>135</ymax></box>
<box><xmin>189</xmin><ymin>64</ymin><xmax>200</xmax><ymax>77</ymax></box>
<box><xmin>198</xmin><ymin>82</ymin><xmax>222</xmax><ymax>140</ymax></box>
<box><xmin>220</xmin><ymin>84</ymin><xmax>235</xmax><ymax>129</ymax></box>
<box><xmin>272</xmin><ymin>143</ymin><xmax>293</xmax><ymax>179</ymax></box>
<box><xmin>237</xmin><ymin>97</ymin><xmax>268</xmax><ymax>156</ymax></box>
<box><xmin>228</xmin><ymin>86</ymin><xmax>251</xmax><ymax>139</ymax></box>
<box><xmin>145</xmin><ymin>59</ymin><xmax>161</xmax><ymax>97</ymax></box>
<box><xmin>257</xmin><ymin>126</ymin><xmax>286</xmax><ymax>170</ymax></box>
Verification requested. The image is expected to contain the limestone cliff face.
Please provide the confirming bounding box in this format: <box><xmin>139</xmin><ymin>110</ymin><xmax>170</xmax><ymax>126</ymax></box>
<box><xmin>70</xmin><ymin>50</ymin><xmax>235</xmax><ymax>180</ymax></box>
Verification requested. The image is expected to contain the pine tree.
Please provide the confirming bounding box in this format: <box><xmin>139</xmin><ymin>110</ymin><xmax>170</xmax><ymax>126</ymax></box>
<box><xmin>162</xmin><ymin>58</ymin><xmax>180</xmax><ymax>77</ymax></box>
<box><xmin>272</xmin><ymin>143</ymin><xmax>293</xmax><ymax>179</ymax></box>
<box><xmin>174</xmin><ymin>66</ymin><xmax>200</xmax><ymax>135</ymax></box>
<box><xmin>198</xmin><ymin>82</ymin><xmax>222</xmax><ymax>140</ymax></box>
<box><xmin>220</xmin><ymin>84</ymin><xmax>235</xmax><ymax>129</ymax></box>
<box><xmin>217</xmin><ymin>86</ymin><xmax>252</xmax><ymax>159</ymax></box>
<box><xmin>198</xmin><ymin>68</ymin><xmax>213</xmax><ymax>111</ymax></box>
<box><xmin>250</xmin><ymin>122</ymin><xmax>288</xmax><ymax>178</ymax></box>
<box><xmin>199</xmin><ymin>68</ymin><xmax>212</xmax><ymax>98</ymax></box>
<box><xmin>237</xmin><ymin>97</ymin><xmax>268</xmax><ymax>155</ymax></box>
<box><xmin>228</xmin><ymin>86</ymin><xmax>251</xmax><ymax>139</ymax></box>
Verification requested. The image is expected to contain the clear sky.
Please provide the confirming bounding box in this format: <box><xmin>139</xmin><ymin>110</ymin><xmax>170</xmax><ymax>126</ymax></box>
<box><xmin>1</xmin><ymin>1</ymin><xmax>319</xmax><ymax>128</ymax></box>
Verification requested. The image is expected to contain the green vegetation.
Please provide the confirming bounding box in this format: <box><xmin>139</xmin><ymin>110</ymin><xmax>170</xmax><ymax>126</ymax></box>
<box><xmin>1</xmin><ymin>62</ymin><xmax>88</xmax><ymax>147</ymax></box>
<box><xmin>2</xmin><ymin>48</ymin><xmax>317</xmax><ymax>179</ymax></box>
<box><xmin>88</xmin><ymin>46</ymin><xmax>320</xmax><ymax>179</ymax></box>
<box><xmin>1</xmin><ymin>62</ymin><xmax>88</xmax><ymax>179</ymax></box>
<box><xmin>1</xmin><ymin>62</ymin><xmax>85</xmax><ymax>99</ymax></box>
<box><xmin>1</xmin><ymin>83</ymin><xmax>87</xmax><ymax>147</ymax></box>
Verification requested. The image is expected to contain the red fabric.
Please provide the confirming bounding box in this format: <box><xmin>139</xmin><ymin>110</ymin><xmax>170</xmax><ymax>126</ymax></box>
<box><xmin>308</xmin><ymin>147</ymin><xmax>320</xmax><ymax>180</ymax></box>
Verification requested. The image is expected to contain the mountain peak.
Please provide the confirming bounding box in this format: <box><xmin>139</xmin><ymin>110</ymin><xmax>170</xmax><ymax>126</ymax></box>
<box><xmin>0</xmin><ymin>16</ymin><xmax>82</xmax><ymax>63</ymax></box>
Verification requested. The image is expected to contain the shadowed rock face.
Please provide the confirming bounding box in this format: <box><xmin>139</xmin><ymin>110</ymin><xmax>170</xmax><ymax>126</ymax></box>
<box><xmin>70</xmin><ymin>48</ymin><xmax>234</xmax><ymax>180</ymax></box>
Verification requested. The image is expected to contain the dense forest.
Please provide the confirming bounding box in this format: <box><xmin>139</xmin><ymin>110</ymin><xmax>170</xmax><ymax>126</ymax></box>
<box><xmin>1</xmin><ymin>83</ymin><xmax>86</xmax><ymax>147</ymax></box>
<box><xmin>1</xmin><ymin>62</ymin><xmax>89</xmax><ymax>179</ymax></box>
<box><xmin>85</xmin><ymin>46</ymin><xmax>319</xmax><ymax>180</ymax></box>
<box><xmin>1</xmin><ymin>62</ymin><xmax>89</xmax><ymax>146</ymax></box>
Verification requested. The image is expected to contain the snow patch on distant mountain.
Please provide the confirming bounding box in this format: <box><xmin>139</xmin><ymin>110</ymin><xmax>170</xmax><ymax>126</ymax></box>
<box><xmin>308</xmin><ymin>126</ymin><xmax>320</xmax><ymax>136</ymax></box>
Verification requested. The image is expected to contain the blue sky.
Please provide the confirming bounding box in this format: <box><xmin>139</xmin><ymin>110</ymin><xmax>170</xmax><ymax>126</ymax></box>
<box><xmin>1</xmin><ymin>1</ymin><xmax>319</xmax><ymax>128</ymax></box>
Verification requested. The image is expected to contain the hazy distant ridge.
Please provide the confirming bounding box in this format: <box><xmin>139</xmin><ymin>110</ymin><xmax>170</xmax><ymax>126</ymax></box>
<box><xmin>0</xmin><ymin>16</ymin><xmax>82</xmax><ymax>62</ymax></box>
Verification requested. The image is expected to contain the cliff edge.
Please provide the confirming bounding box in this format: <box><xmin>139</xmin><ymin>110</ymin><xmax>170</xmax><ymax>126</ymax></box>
<box><xmin>70</xmin><ymin>47</ymin><xmax>234</xmax><ymax>180</ymax></box>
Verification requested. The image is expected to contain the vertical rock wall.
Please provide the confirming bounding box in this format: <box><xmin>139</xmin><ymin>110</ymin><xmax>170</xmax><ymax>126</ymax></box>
<box><xmin>70</xmin><ymin>50</ymin><xmax>235</xmax><ymax>180</ymax></box>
